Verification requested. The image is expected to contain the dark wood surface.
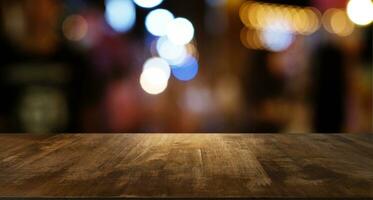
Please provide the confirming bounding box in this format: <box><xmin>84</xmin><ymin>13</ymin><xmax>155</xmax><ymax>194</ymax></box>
<box><xmin>0</xmin><ymin>134</ymin><xmax>372</xmax><ymax>198</ymax></box>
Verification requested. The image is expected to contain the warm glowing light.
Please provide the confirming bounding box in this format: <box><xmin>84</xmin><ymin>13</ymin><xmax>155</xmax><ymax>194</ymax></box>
<box><xmin>62</xmin><ymin>15</ymin><xmax>88</xmax><ymax>41</ymax></box>
<box><xmin>239</xmin><ymin>1</ymin><xmax>321</xmax><ymax>35</ymax></box>
<box><xmin>166</xmin><ymin>18</ymin><xmax>195</xmax><ymax>45</ymax></box>
<box><xmin>105</xmin><ymin>0</ymin><xmax>136</xmax><ymax>33</ymax></box>
<box><xmin>240</xmin><ymin>28</ymin><xmax>264</xmax><ymax>50</ymax></box>
<box><xmin>134</xmin><ymin>0</ymin><xmax>163</xmax><ymax>8</ymax></box>
<box><xmin>347</xmin><ymin>0</ymin><xmax>373</xmax><ymax>26</ymax></box>
<box><xmin>323</xmin><ymin>9</ymin><xmax>354</xmax><ymax>37</ymax></box>
<box><xmin>239</xmin><ymin>2</ymin><xmax>250</xmax><ymax>26</ymax></box>
<box><xmin>156</xmin><ymin>36</ymin><xmax>187</xmax><ymax>65</ymax></box>
<box><xmin>240</xmin><ymin>28</ymin><xmax>251</xmax><ymax>49</ymax></box>
<box><xmin>140</xmin><ymin>67</ymin><xmax>168</xmax><ymax>95</ymax></box>
<box><xmin>293</xmin><ymin>9</ymin><xmax>309</xmax><ymax>34</ymax></box>
<box><xmin>145</xmin><ymin>9</ymin><xmax>174</xmax><ymax>36</ymax></box>
<box><xmin>143</xmin><ymin>57</ymin><xmax>171</xmax><ymax>80</ymax></box>
<box><xmin>245</xmin><ymin>3</ymin><xmax>256</xmax><ymax>27</ymax></box>
<box><xmin>172</xmin><ymin>56</ymin><xmax>199</xmax><ymax>81</ymax></box>
<box><xmin>304</xmin><ymin>7</ymin><xmax>321</xmax><ymax>35</ymax></box>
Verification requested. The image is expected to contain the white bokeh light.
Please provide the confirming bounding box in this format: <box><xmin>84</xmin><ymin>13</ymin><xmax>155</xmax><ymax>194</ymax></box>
<box><xmin>260</xmin><ymin>19</ymin><xmax>294</xmax><ymax>52</ymax></box>
<box><xmin>347</xmin><ymin>0</ymin><xmax>373</xmax><ymax>26</ymax></box>
<box><xmin>105</xmin><ymin>0</ymin><xmax>136</xmax><ymax>33</ymax></box>
<box><xmin>166</xmin><ymin>18</ymin><xmax>195</xmax><ymax>45</ymax></box>
<box><xmin>156</xmin><ymin>37</ymin><xmax>187</xmax><ymax>65</ymax></box>
<box><xmin>140</xmin><ymin>67</ymin><xmax>168</xmax><ymax>95</ymax></box>
<box><xmin>145</xmin><ymin>9</ymin><xmax>174</xmax><ymax>36</ymax></box>
<box><xmin>134</xmin><ymin>0</ymin><xmax>163</xmax><ymax>8</ymax></box>
<box><xmin>143</xmin><ymin>57</ymin><xmax>171</xmax><ymax>80</ymax></box>
<box><xmin>261</xmin><ymin>30</ymin><xmax>294</xmax><ymax>52</ymax></box>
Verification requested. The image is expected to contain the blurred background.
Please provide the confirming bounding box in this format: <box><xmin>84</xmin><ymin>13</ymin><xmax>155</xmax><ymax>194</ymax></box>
<box><xmin>0</xmin><ymin>0</ymin><xmax>371</xmax><ymax>134</ymax></box>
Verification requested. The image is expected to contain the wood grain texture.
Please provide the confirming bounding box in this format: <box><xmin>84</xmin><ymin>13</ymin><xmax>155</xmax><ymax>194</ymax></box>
<box><xmin>0</xmin><ymin>134</ymin><xmax>372</xmax><ymax>198</ymax></box>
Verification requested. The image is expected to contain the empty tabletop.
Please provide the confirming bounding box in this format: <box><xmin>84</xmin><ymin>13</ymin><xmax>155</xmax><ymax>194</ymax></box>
<box><xmin>0</xmin><ymin>134</ymin><xmax>372</xmax><ymax>199</ymax></box>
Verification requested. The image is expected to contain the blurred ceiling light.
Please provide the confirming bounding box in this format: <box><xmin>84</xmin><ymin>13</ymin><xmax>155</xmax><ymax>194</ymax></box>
<box><xmin>156</xmin><ymin>36</ymin><xmax>187</xmax><ymax>65</ymax></box>
<box><xmin>140</xmin><ymin>67</ymin><xmax>168</xmax><ymax>95</ymax></box>
<box><xmin>323</xmin><ymin>9</ymin><xmax>355</xmax><ymax>37</ymax></box>
<box><xmin>346</xmin><ymin>0</ymin><xmax>373</xmax><ymax>26</ymax></box>
<box><xmin>105</xmin><ymin>0</ymin><xmax>136</xmax><ymax>33</ymax></box>
<box><xmin>145</xmin><ymin>9</ymin><xmax>174</xmax><ymax>36</ymax></box>
<box><xmin>133</xmin><ymin>0</ymin><xmax>163</xmax><ymax>8</ymax></box>
<box><xmin>166</xmin><ymin>17</ymin><xmax>195</xmax><ymax>45</ymax></box>
<box><xmin>171</xmin><ymin>56</ymin><xmax>199</xmax><ymax>81</ymax></box>
<box><xmin>62</xmin><ymin>15</ymin><xmax>88</xmax><ymax>41</ymax></box>
<box><xmin>239</xmin><ymin>1</ymin><xmax>321</xmax><ymax>35</ymax></box>
<box><xmin>143</xmin><ymin>57</ymin><xmax>171</xmax><ymax>80</ymax></box>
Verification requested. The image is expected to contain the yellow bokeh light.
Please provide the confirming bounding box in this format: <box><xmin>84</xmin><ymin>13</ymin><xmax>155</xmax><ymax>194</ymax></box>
<box><xmin>331</xmin><ymin>10</ymin><xmax>354</xmax><ymax>36</ymax></box>
<box><xmin>251</xmin><ymin>30</ymin><xmax>264</xmax><ymax>49</ymax></box>
<box><xmin>304</xmin><ymin>7</ymin><xmax>321</xmax><ymax>35</ymax></box>
<box><xmin>238</xmin><ymin>1</ymin><xmax>321</xmax><ymax>35</ymax></box>
<box><xmin>240</xmin><ymin>27</ymin><xmax>264</xmax><ymax>50</ymax></box>
<box><xmin>255</xmin><ymin>3</ymin><xmax>268</xmax><ymax>28</ymax></box>
<box><xmin>323</xmin><ymin>8</ymin><xmax>354</xmax><ymax>37</ymax></box>
<box><xmin>239</xmin><ymin>2</ymin><xmax>250</xmax><ymax>27</ymax></box>
<box><xmin>248</xmin><ymin>5</ymin><xmax>260</xmax><ymax>28</ymax></box>
<box><xmin>293</xmin><ymin>9</ymin><xmax>309</xmax><ymax>35</ymax></box>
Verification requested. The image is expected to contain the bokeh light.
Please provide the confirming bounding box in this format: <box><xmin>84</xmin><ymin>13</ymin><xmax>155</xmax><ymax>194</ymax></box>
<box><xmin>171</xmin><ymin>56</ymin><xmax>199</xmax><ymax>81</ymax></box>
<box><xmin>105</xmin><ymin>0</ymin><xmax>136</xmax><ymax>33</ymax></box>
<box><xmin>239</xmin><ymin>1</ymin><xmax>321</xmax><ymax>36</ymax></box>
<box><xmin>323</xmin><ymin>9</ymin><xmax>355</xmax><ymax>37</ymax></box>
<box><xmin>166</xmin><ymin>18</ymin><xmax>195</xmax><ymax>45</ymax></box>
<box><xmin>140</xmin><ymin>67</ymin><xmax>168</xmax><ymax>95</ymax></box>
<box><xmin>240</xmin><ymin>28</ymin><xmax>264</xmax><ymax>50</ymax></box>
<box><xmin>347</xmin><ymin>0</ymin><xmax>373</xmax><ymax>26</ymax></box>
<box><xmin>143</xmin><ymin>57</ymin><xmax>171</xmax><ymax>80</ymax></box>
<box><xmin>156</xmin><ymin>36</ymin><xmax>187</xmax><ymax>65</ymax></box>
<box><xmin>133</xmin><ymin>0</ymin><xmax>163</xmax><ymax>8</ymax></box>
<box><xmin>303</xmin><ymin>7</ymin><xmax>321</xmax><ymax>35</ymax></box>
<box><xmin>260</xmin><ymin>28</ymin><xmax>294</xmax><ymax>52</ymax></box>
<box><xmin>145</xmin><ymin>9</ymin><xmax>174</xmax><ymax>36</ymax></box>
<box><xmin>292</xmin><ymin>9</ymin><xmax>309</xmax><ymax>35</ymax></box>
<box><xmin>62</xmin><ymin>15</ymin><xmax>88</xmax><ymax>41</ymax></box>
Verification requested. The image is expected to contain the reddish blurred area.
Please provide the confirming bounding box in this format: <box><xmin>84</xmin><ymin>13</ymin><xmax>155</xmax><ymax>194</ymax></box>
<box><xmin>0</xmin><ymin>0</ymin><xmax>371</xmax><ymax>133</ymax></box>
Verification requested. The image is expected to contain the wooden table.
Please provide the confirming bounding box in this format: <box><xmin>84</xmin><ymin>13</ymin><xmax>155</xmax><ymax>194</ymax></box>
<box><xmin>0</xmin><ymin>134</ymin><xmax>372</xmax><ymax>199</ymax></box>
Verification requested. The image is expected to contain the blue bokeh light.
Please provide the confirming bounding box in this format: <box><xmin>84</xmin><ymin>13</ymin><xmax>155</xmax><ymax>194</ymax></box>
<box><xmin>171</xmin><ymin>56</ymin><xmax>199</xmax><ymax>81</ymax></box>
<box><xmin>105</xmin><ymin>0</ymin><xmax>136</xmax><ymax>33</ymax></box>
